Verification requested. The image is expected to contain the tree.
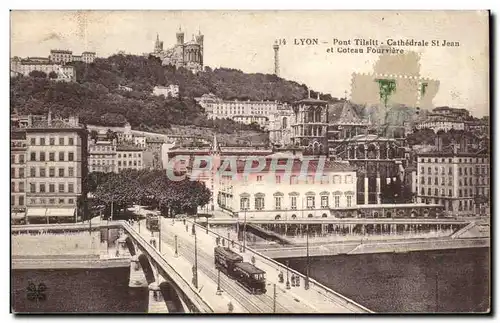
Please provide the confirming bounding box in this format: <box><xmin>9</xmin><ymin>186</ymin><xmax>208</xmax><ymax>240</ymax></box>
<box><xmin>48</xmin><ymin>71</ymin><xmax>58</xmax><ymax>79</ymax></box>
<box><xmin>29</xmin><ymin>70</ymin><xmax>47</xmax><ymax>78</ymax></box>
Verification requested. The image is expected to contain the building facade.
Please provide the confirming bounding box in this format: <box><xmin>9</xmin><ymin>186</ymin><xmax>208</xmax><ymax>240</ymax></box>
<box><xmin>217</xmin><ymin>156</ymin><xmax>358</xmax><ymax>220</ymax></box>
<box><xmin>11</xmin><ymin>129</ymin><xmax>27</xmax><ymax>223</ymax></box>
<box><xmin>268</xmin><ymin>107</ymin><xmax>294</xmax><ymax>147</ymax></box>
<box><xmin>117</xmin><ymin>146</ymin><xmax>144</xmax><ymax>172</ymax></box>
<box><xmin>10</xmin><ymin>58</ymin><xmax>75</xmax><ymax>81</ymax></box>
<box><xmin>291</xmin><ymin>95</ymin><xmax>329</xmax><ymax>155</ymax></box>
<box><xmin>15</xmin><ymin>114</ymin><xmax>89</xmax><ymax>223</ymax></box>
<box><xmin>195</xmin><ymin>93</ymin><xmax>285</xmax><ymax>129</ymax></box>
<box><xmin>88</xmin><ymin>139</ymin><xmax>117</xmax><ymax>173</ymax></box>
<box><xmin>49</xmin><ymin>49</ymin><xmax>96</xmax><ymax>64</ymax></box>
<box><xmin>152</xmin><ymin>85</ymin><xmax>179</xmax><ymax>98</ymax></box>
<box><xmin>416</xmin><ymin>148</ymin><xmax>490</xmax><ymax>216</ymax></box>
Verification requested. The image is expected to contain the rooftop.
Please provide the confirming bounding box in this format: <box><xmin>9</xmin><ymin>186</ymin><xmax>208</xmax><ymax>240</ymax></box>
<box><xmin>116</xmin><ymin>145</ymin><xmax>143</xmax><ymax>152</ymax></box>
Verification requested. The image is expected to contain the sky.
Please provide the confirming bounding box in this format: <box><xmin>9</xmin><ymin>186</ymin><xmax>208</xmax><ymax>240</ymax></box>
<box><xmin>10</xmin><ymin>10</ymin><xmax>489</xmax><ymax>117</ymax></box>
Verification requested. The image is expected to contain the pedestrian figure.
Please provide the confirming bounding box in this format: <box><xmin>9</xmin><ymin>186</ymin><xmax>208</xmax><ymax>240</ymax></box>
<box><xmin>115</xmin><ymin>249</ymin><xmax>119</xmax><ymax>257</ymax></box>
<box><xmin>291</xmin><ymin>274</ymin><xmax>296</xmax><ymax>287</ymax></box>
<box><xmin>186</xmin><ymin>224</ymin><xmax>189</xmax><ymax>232</ymax></box>
<box><xmin>231</xmin><ymin>240</ymin><xmax>235</xmax><ymax>248</ymax></box>
<box><xmin>183</xmin><ymin>218</ymin><xmax>186</xmax><ymax>225</ymax></box>
<box><xmin>278</xmin><ymin>271</ymin><xmax>284</xmax><ymax>283</ymax></box>
<box><xmin>295</xmin><ymin>275</ymin><xmax>300</xmax><ymax>287</ymax></box>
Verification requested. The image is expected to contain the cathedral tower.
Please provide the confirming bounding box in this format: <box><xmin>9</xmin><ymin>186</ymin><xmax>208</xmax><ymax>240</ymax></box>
<box><xmin>195</xmin><ymin>29</ymin><xmax>204</xmax><ymax>66</ymax></box>
<box><xmin>176</xmin><ymin>27</ymin><xmax>185</xmax><ymax>45</ymax></box>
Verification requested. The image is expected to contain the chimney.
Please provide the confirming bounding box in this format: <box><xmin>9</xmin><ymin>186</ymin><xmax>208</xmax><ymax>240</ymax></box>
<box><xmin>317</xmin><ymin>93</ymin><xmax>320</xmax><ymax>100</ymax></box>
<box><xmin>308</xmin><ymin>89</ymin><xmax>311</xmax><ymax>99</ymax></box>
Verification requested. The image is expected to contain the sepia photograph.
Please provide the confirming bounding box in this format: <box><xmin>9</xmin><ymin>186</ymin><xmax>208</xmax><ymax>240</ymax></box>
<box><xmin>9</xmin><ymin>10</ymin><xmax>490</xmax><ymax>314</ymax></box>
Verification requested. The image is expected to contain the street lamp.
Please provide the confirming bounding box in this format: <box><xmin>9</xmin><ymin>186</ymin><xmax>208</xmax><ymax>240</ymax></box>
<box><xmin>305</xmin><ymin>224</ymin><xmax>310</xmax><ymax>290</ymax></box>
<box><xmin>216</xmin><ymin>269</ymin><xmax>222</xmax><ymax>295</ymax></box>
<box><xmin>193</xmin><ymin>226</ymin><xmax>199</xmax><ymax>289</ymax></box>
<box><xmin>285</xmin><ymin>260</ymin><xmax>291</xmax><ymax>289</ymax></box>
<box><xmin>243</xmin><ymin>207</ymin><xmax>247</xmax><ymax>252</ymax></box>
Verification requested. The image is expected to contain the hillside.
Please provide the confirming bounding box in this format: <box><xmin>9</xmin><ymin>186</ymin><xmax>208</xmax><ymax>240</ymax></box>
<box><xmin>10</xmin><ymin>54</ymin><xmax>333</xmax><ymax>145</ymax></box>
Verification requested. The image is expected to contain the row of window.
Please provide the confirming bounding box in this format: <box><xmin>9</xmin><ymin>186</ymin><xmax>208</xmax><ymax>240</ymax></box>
<box><xmin>29</xmin><ymin>151</ymin><xmax>75</xmax><ymax>162</ymax></box>
<box><xmin>91</xmin><ymin>160</ymin><xmax>115</xmax><ymax>165</ymax></box>
<box><xmin>419</xmin><ymin>176</ymin><xmax>487</xmax><ymax>186</ymax></box>
<box><xmin>239</xmin><ymin>195</ymin><xmax>353</xmax><ymax>211</ymax></box>
<box><xmin>419</xmin><ymin>157</ymin><xmax>488</xmax><ymax>164</ymax></box>
<box><xmin>118</xmin><ymin>160</ymin><xmax>141</xmax><ymax>167</ymax></box>
<box><xmin>11</xmin><ymin>154</ymin><xmax>25</xmax><ymax>164</ymax></box>
<box><xmin>420</xmin><ymin>165</ymin><xmax>488</xmax><ymax>176</ymax></box>
<box><xmin>117</xmin><ymin>153</ymin><xmax>142</xmax><ymax>158</ymax></box>
<box><xmin>90</xmin><ymin>145</ymin><xmax>115</xmax><ymax>152</ymax></box>
<box><xmin>27</xmin><ymin>182</ymin><xmax>75</xmax><ymax>194</ymax></box>
<box><xmin>11</xmin><ymin>196</ymin><xmax>75</xmax><ymax>206</ymax></box>
<box><xmin>30</xmin><ymin>136</ymin><xmax>75</xmax><ymax>146</ymax></box>
<box><xmin>13</xmin><ymin>166</ymin><xmax>76</xmax><ymax>178</ymax></box>
<box><xmin>419</xmin><ymin>187</ymin><xmax>487</xmax><ymax>197</ymax></box>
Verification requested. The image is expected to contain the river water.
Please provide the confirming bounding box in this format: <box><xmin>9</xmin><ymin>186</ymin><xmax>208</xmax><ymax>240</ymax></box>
<box><xmin>279</xmin><ymin>247</ymin><xmax>490</xmax><ymax>313</ymax></box>
<box><xmin>11</xmin><ymin>267</ymin><xmax>148</xmax><ymax>313</ymax></box>
<box><xmin>11</xmin><ymin>248</ymin><xmax>489</xmax><ymax>313</ymax></box>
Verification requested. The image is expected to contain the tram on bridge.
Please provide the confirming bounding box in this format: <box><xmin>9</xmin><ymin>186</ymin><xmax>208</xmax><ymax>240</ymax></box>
<box><xmin>214</xmin><ymin>246</ymin><xmax>267</xmax><ymax>294</ymax></box>
<box><xmin>146</xmin><ymin>214</ymin><xmax>160</xmax><ymax>232</ymax></box>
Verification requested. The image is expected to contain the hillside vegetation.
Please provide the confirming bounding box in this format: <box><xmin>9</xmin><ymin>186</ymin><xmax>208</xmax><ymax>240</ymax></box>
<box><xmin>10</xmin><ymin>54</ymin><xmax>334</xmax><ymax>145</ymax></box>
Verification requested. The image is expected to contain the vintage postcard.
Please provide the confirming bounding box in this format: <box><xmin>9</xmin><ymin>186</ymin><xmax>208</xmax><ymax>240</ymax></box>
<box><xmin>10</xmin><ymin>10</ymin><xmax>490</xmax><ymax>314</ymax></box>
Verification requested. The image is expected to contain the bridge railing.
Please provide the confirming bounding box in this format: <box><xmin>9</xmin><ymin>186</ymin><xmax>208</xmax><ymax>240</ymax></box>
<box><xmin>121</xmin><ymin>221</ymin><xmax>214</xmax><ymax>313</ymax></box>
<box><xmin>191</xmin><ymin>219</ymin><xmax>373</xmax><ymax>313</ymax></box>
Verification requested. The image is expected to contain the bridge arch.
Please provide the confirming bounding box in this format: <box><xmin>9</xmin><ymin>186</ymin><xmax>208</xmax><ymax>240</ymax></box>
<box><xmin>159</xmin><ymin>281</ymin><xmax>185</xmax><ymax>313</ymax></box>
<box><xmin>138</xmin><ymin>254</ymin><xmax>155</xmax><ymax>284</ymax></box>
<box><xmin>125</xmin><ymin>236</ymin><xmax>137</xmax><ymax>256</ymax></box>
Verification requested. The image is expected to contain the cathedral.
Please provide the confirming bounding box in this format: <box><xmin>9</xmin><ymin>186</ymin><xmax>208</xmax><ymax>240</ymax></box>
<box><xmin>151</xmin><ymin>28</ymin><xmax>204</xmax><ymax>73</ymax></box>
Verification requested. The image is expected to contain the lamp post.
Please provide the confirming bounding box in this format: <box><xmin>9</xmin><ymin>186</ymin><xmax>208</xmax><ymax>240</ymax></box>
<box><xmin>158</xmin><ymin>213</ymin><xmax>162</xmax><ymax>253</ymax></box>
<box><xmin>285</xmin><ymin>260</ymin><xmax>291</xmax><ymax>289</ymax></box>
<box><xmin>305</xmin><ymin>224</ymin><xmax>310</xmax><ymax>290</ymax></box>
<box><xmin>216</xmin><ymin>269</ymin><xmax>222</xmax><ymax>295</ymax></box>
<box><xmin>243</xmin><ymin>207</ymin><xmax>247</xmax><ymax>252</ymax></box>
<box><xmin>193</xmin><ymin>225</ymin><xmax>199</xmax><ymax>289</ymax></box>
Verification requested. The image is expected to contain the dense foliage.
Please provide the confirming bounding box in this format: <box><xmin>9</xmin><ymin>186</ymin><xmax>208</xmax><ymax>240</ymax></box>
<box><xmin>88</xmin><ymin>169</ymin><xmax>211</xmax><ymax>218</ymax></box>
<box><xmin>11</xmin><ymin>54</ymin><xmax>330</xmax><ymax>132</ymax></box>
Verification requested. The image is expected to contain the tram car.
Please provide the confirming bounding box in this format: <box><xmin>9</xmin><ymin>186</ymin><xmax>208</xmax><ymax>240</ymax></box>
<box><xmin>214</xmin><ymin>246</ymin><xmax>243</xmax><ymax>275</ymax></box>
<box><xmin>214</xmin><ymin>246</ymin><xmax>267</xmax><ymax>294</ymax></box>
<box><xmin>233</xmin><ymin>262</ymin><xmax>267</xmax><ymax>294</ymax></box>
<box><xmin>146</xmin><ymin>213</ymin><xmax>160</xmax><ymax>232</ymax></box>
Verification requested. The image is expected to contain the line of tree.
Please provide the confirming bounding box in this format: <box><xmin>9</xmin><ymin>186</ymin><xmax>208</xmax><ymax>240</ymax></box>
<box><xmin>87</xmin><ymin>169</ymin><xmax>211</xmax><ymax>218</ymax></box>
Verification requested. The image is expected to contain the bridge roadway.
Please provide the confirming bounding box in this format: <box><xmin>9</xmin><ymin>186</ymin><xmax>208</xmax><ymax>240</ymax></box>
<box><xmin>12</xmin><ymin>220</ymin><xmax>372</xmax><ymax>313</ymax></box>
<box><xmin>148</xmin><ymin>218</ymin><xmax>373</xmax><ymax>313</ymax></box>
<box><xmin>200</xmin><ymin>217</ymin><xmax>470</xmax><ymax>225</ymax></box>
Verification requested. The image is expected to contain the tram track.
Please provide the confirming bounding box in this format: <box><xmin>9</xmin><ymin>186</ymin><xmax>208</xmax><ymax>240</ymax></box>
<box><xmin>161</xmin><ymin>231</ymin><xmax>289</xmax><ymax>313</ymax></box>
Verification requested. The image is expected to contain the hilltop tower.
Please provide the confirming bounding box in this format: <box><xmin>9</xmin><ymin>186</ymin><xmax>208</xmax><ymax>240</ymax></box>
<box><xmin>273</xmin><ymin>41</ymin><xmax>280</xmax><ymax>77</ymax></box>
<box><xmin>176</xmin><ymin>27</ymin><xmax>185</xmax><ymax>45</ymax></box>
<box><xmin>195</xmin><ymin>29</ymin><xmax>204</xmax><ymax>66</ymax></box>
<box><xmin>154</xmin><ymin>33</ymin><xmax>163</xmax><ymax>53</ymax></box>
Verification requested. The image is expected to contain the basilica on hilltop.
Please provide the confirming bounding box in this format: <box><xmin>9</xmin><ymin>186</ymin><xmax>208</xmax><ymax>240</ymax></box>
<box><xmin>151</xmin><ymin>27</ymin><xmax>204</xmax><ymax>73</ymax></box>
